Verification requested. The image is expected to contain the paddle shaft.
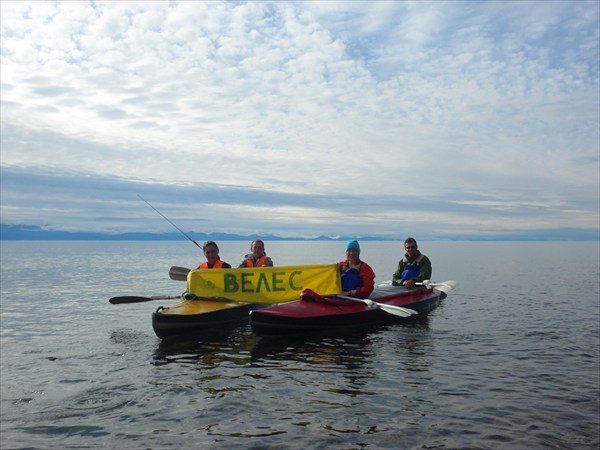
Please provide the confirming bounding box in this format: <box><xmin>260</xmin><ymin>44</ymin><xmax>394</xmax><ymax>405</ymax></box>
<box><xmin>109</xmin><ymin>293</ymin><xmax>239</xmax><ymax>304</ymax></box>
<box><xmin>337</xmin><ymin>295</ymin><xmax>416</xmax><ymax>317</ymax></box>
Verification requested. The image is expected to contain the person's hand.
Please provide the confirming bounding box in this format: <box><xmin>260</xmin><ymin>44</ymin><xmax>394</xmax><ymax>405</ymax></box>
<box><xmin>403</xmin><ymin>280</ymin><xmax>415</xmax><ymax>288</ymax></box>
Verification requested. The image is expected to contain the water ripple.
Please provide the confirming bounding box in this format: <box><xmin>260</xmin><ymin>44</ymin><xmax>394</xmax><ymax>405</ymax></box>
<box><xmin>1</xmin><ymin>241</ymin><xmax>599</xmax><ymax>449</ymax></box>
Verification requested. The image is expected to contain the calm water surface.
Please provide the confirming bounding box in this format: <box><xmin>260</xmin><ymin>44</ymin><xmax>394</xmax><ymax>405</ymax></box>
<box><xmin>1</xmin><ymin>241</ymin><xmax>599</xmax><ymax>449</ymax></box>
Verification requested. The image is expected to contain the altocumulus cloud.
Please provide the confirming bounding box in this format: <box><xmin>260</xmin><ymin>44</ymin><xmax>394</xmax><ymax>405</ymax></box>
<box><xmin>1</xmin><ymin>1</ymin><xmax>598</xmax><ymax>239</ymax></box>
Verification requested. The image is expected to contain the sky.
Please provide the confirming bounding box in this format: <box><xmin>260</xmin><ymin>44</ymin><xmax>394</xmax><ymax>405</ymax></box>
<box><xmin>1</xmin><ymin>1</ymin><xmax>599</xmax><ymax>240</ymax></box>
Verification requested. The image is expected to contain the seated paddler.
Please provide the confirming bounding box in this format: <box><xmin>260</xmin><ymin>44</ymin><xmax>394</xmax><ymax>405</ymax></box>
<box><xmin>392</xmin><ymin>237</ymin><xmax>432</xmax><ymax>288</ymax></box>
<box><xmin>198</xmin><ymin>240</ymin><xmax>231</xmax><ymax>269</ymax></box>
<box><xmin>337</xmin><ymin>239</ymin><xmax>375</xmax><ymax>298</ymax></box>
<box><xmin>238</xmin><ymin>239</ymin><xmax>274</xmax><ymax>268</ymax></box>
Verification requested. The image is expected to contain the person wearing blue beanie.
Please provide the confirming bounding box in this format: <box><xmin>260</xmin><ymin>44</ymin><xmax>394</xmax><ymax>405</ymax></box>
<box><xmin>346</xmin><ymin>239</ymin><xmax>360</xmax><ymax>252</ymax></box>
<box><xmin>337</xmin><ymin>239</ymin><xmax>375</xmax><ymax>298</ymax></box>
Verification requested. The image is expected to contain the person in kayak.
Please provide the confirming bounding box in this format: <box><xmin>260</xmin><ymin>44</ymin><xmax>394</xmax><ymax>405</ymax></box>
<box><xmin>338</xmin><ymin>239</ymin><xmax>375</xmax><ymax>298</ymax></box>
<box><xmin>238</xmin><ymin>239</ymin><xmax>274</xmax><ymax>267</ymax></box>
<box><xmin>392</xmin><ymin>237</ymin><xmax>432</xmax><ymax>287</ymax></box>
<box><xmin>198</xmin><ymin>240</ymin><xmax>231</xmax><ymax>269</ymax></box>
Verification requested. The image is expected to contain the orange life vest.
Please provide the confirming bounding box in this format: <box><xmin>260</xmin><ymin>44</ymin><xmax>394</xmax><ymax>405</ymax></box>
<box><xmin>199</xmin><ymin>260</ymin><xmax>225</xmax><ymax>269</ymax></box>
<box><xmin>245</xmin><ymin>255</ymin><xmax>268</xmax><ymax>267</ymax></box>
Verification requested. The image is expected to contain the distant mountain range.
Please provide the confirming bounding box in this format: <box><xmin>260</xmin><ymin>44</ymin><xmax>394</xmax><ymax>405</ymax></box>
<box><xmin>1</xmin><ymin>223</ymin><xmax>597</xmax><ymax>241</ymax></box>
<box><xmin>0</xmin><ymin>223</ymin><xmax>389</xmax><ymax>241</ymax></box>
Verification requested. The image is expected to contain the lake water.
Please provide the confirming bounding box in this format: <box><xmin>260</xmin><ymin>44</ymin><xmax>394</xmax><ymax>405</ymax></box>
<box><xmin>1</xmin><ymin>240</ymin><xmax>599</xmax><ymax>449</ymax></box>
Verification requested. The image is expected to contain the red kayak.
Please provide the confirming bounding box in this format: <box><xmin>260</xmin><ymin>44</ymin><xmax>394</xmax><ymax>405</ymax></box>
<box><xmin>249</xmin><ymin>283</ymin><xmax>452</xmax><ymax>336</ymax></box>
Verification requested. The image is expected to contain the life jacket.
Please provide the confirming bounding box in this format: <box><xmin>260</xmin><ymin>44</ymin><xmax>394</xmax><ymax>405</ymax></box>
<box><xmin>199</xmin><ymin>260</ymin><xmax>225</xmax><ymax>269</ymax></box>
<box><xmin>245</xmin><ymin>255</ymin><xmax>268</xmax><ymax>267</ymax></box>
<box><xmin>341</xmin><ymin>265</ymin><xmax>364</xmax><ymax>291</ymax></box>
<box><xmin>401</xmin><ymin>254</ymin><xmax>425</xmax><ymax>280</ymax></box>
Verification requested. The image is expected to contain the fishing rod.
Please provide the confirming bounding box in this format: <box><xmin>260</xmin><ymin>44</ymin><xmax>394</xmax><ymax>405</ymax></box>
<box><xmin>137</xmin><ymin>194</ymin><xmax>202</xmax><ymax>250</ymax></box>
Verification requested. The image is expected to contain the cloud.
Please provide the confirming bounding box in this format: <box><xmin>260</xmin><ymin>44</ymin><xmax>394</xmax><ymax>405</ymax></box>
<box><xmin>1</xmin><ymin>1</ymin><xmax>598</xmax><ymax>239</ymax></box>
<box><xmin>2</xmin><ymin>162</ymin><xmax>597</xmax><ymax>239</ymax></box>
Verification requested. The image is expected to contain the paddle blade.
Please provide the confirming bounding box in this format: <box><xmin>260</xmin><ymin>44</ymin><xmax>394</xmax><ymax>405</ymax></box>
<box><xmin>109</xmin><ymin>295</ymin><xmax>181</xmax><ymax>304</ymax></box>
<box><xmin>376</xmin><ymin>303</ymin><xmax>417</xmax><ymax>317</ymax></box>
<box><xmin>169</xmin><ymin>266</ymin><xmax>191</xmax><ymax>281</ymax></box>
<box><xmin>423</xmin><ymin>280</ymin><xmax>457</xmax><ymax>294</ymax></box>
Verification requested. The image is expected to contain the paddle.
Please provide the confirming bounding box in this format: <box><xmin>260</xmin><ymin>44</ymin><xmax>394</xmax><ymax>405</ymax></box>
<box><xmin>109</xmin><ymin>295</ymin><xmax>182</xmax><ymax>304</ymax></box>
<box><xmin>169</xmin><ymin>266</ymin><xmax>191</xmax><ymax>281</ymax></box>
<box><xmin>109</xmin><ymin>292</ymin><xmax>239</xmax><ymax>305</ymax></box>
<box><xmin>417</xmin><ymin>280</ymin><xmax>457</xmax><ymax>294</ymax></box>
<box><xmin>302</xmin><ymin>289</ymin><xmax>416</xmax><ymax>318</ymax></box>
<box><xmin>336</xmin><ymin>295</ymin><xmax>417</xmax><ymax>318</ymax></box>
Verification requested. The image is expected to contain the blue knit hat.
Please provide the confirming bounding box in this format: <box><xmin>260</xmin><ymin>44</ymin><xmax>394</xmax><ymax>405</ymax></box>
<box><xmin>346</xmin><ymin>239</ymin><xmax>360</xmax><ymax>252</ymax></box>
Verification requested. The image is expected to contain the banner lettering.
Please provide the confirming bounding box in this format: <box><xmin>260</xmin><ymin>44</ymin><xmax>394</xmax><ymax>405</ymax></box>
<box><xmin>187</xmin><ymin>264</ymin><xmax>341</xmax><ymax>303</ymax></box>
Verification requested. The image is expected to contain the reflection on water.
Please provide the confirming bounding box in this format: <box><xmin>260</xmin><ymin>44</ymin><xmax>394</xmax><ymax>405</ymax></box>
<box><xmin>150</xmin><ymin>319</ymin><xmax>434</xmax><ymax>373</ymax></box>
<box><xmin>147</xmin><ymin>318</ymin><xmax>440</xmax><ymax>422</ymax></box>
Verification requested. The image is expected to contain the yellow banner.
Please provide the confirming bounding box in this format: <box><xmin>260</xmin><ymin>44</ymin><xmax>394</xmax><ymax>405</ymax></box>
<box><xmin>187</xmin><ymin>264</ymin><xmax>341</xmax><ymax>304</ymax></box>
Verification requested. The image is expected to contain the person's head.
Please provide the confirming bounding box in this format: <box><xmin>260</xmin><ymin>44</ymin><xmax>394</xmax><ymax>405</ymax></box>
<box><xmin>404</xmin><ymin>237</ymin><xmax>418</xmax><ymax>257</ymax></box>
<box><xmin>203</xmin><ymin>240</ymin><xmax>220</xmax><ymax>264</ymax></box>
<box><xmin>345</xmin><ymin>239</ymin><xmax>360</xmax><ymax>262</ymax></box>
<box><xmin>250</xmin><ymin>239</ymin><xmax>266</xmax><ymax>258</ymax></box>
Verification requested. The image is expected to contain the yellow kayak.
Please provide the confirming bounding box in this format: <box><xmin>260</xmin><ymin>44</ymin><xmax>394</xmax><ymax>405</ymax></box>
<box><xmin>151</xmin><ymin>297</ymin><xmax>267</xmax><ymax>339</ymax></box>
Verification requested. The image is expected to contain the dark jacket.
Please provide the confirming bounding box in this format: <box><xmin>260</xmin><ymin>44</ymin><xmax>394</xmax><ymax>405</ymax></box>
<box><xmin>392</xmin><ymin>251</ymin><xmax>432</xmax><ymax>285</ymax></box>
